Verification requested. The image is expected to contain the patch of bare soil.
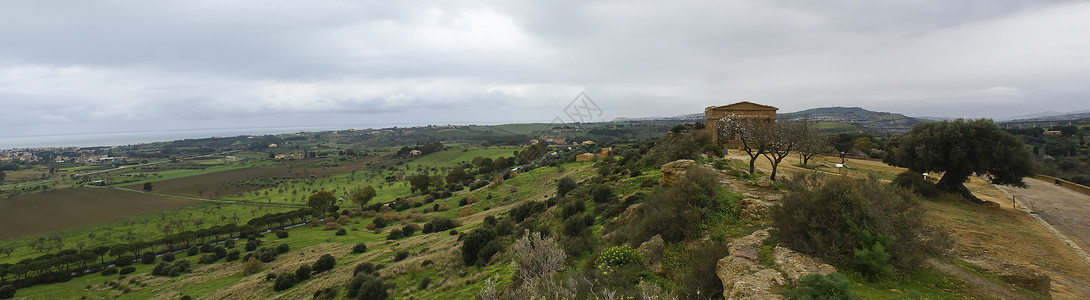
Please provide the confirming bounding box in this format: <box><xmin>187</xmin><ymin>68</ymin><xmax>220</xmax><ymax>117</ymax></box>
<box><xmin>0</xmin><ymin>187</ymin><xmax>197</xmax><ymax>240</ymax></box>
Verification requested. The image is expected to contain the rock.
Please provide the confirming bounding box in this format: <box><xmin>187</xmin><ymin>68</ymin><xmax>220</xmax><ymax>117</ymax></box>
<box><xmin>755</xmin><ymin>178</ymin><xmax>773</xmax><ymax>188</ymax></box>
<box><xmin>729</xmin><ymin>269</ymin><xmax>786</xmax><ymax>300</ymax></box>
<box><xmin>638</xmin><ymin>235</ymin><xmax>666</xmax><ymax>273</ymax></box>
<box><xmin>739</xmin><ymin>198</ymin><xmax>772</xmax><ymax>220</ymax></box>
<box><xmin>660</xmin><ymin>159</ymin><xmax>697</xmax><ymax>186</ymax></box>
<box><xmin>718</xmin><ymin>229</ymin><xmax>772</xmax><ymax>298</ymax></box>
<box><xmin>617</xmin><ymin>203</ymin><xmax>642</xmax><ymax>224</ymax></box>
<box><xmin>772</xmin><ymin>246</ymin><xmax>836</xmax><ymax>286</ymax></box>
<box><xmin>974</xmin><ymin>259</ymin><xmax>1051</xmax><ymax>296</ymax></box>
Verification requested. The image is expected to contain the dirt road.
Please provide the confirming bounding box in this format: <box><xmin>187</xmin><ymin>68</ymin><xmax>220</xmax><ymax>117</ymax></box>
<box><xmin>996</xmin><ymin>178</ymin><xmax>1090</xmax><ymax>252</ymax></box>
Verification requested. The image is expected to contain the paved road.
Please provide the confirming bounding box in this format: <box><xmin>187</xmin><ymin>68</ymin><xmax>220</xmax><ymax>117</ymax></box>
<box><xmin>997</xmin><ymin>178</ymin><xmax>1090</xmax><ymax>251</ymax></box>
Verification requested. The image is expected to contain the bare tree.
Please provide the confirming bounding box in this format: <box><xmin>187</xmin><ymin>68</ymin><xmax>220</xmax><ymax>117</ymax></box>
<box><xmin>762</xmin><ymin>121</ymin><xmax>807</xmax><ymax>181</ymax></box>
<box><xmin>717</xmin><ymin>114</ymin><xmax>774</xmax><ymax>175</ymax></box>
<box><xmin>796</xmin><ymin>122</ymin><xmax>833</xmax><ymax>166</ymax></box>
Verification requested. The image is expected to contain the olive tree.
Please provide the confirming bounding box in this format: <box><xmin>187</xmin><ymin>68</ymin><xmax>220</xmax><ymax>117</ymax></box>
<box><xmin>884</xmin><ymin>119</ymin><xmax>1034</xmax><ymax>202</ymax></box>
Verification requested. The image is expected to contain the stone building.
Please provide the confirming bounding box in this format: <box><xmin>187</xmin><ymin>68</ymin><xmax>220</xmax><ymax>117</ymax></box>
<box><xmin>705</xmin><ymin>101</ymin><xmax>778</xmax><ymax>146</ymax></box>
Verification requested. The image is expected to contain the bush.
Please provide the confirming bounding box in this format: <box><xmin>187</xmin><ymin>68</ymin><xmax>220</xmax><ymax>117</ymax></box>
<box><xmin>162</xmin><ymin>252</ymin><xmax>175</xmax><ymax>262</ymax></box>
<box><xmin>393</xmin><ymin>251</ymin><xmax>409</xmax><ymax>262</ymax></box>
<box><xmin>226</xmin><ymin>250</ymin><xmax>241</xmax><ymax>261</ymax></box>
<box><xmin>152</xmin><ymin>262</ymin><xmax>169</xmax><ymax>276</ymax></box>
<box><xmin>245</xmin><ymin>240</ymin><xmax>260</xmax><ymax>251</ymax></box>
<box><xmin>113</xmin><ymin>255</ymin><xmax>134</xmax><ymax>267</ymax></box>
<box><xmin>683</xmin><ymin>241</ymin><xmax>730</xmax><ymax>297</ymax></box>
<box><xmin>892</xmin><ymin>171</ymin><xmax>940</xmax><ymax>197</ymax></box>
<box><xmin>461</xmin><ymin>227</ymin><xmax>498</xmax><ymax>266</ymax></box>
<box><xmin>187</xmin><ymin>247</ymin><xmax>200</xmax><ymax>256</ymax></box>
<box><xmin>560</xmin><ymin>200</ymin><xmax>585</xmax><ymax>219</ymax></box>
<box><xmin>595</xmin><ymin>245</ymin><xmax>642</xmax><ymax>269</ymax></box>
<box><xmin>273</xmin><ymin>273</ymin><xmax>296</xmax><ymax>291</ymax></box>
<box><xmin>353</xmin><ymin>262</ymin><xmax>379</xmax><ymax>276</ymax></box>
<box><xmin>476</xmin><ymin>240</ymin><xmax>503</xmax><ymax>266</ymax></box>
<box><xmin>610</xmin><ymin>167</ymin><xmax>736</xmax><ymax>245</ymax></box>
<box><xmin>335</xmin><ymin>228</ymin><xmax>347</xmax><ymax>236</ymax></box>
<box><xmin>323</xmin><ymin>222</ymin><xmax>342</xmax><ymax>231</ymax></box>
<box><xmin>352</xmin><ymin>243</ymin><xmax>368</xmax><ymax>254</ymax></box>
<box><xmin>563</xmin><ymin>213</ymin><xmax>594</xmax><ymax>237</ymax></box>
<box><xmin>141</xmin><ymin>251</ymin><xmax>156</xmax><ymax>264</ymax></box>
<box><xmin>119</xmin><ymin>266</ymin><xmax>136</xmax><ymax>275</ymax></box>
<box><xmin>225</xmin><ymin>239</ymin><xmax>236</xmax><ymax>249</ymax></box>
<box><xmin>345</xmin><ymin>273</ymin><xmax>387</xmax><ymax>299</ymax></box>
<box><xmin>557</xmin><ymin>177</ymin><xmax>578</xmax><ymax>196</ymax></box>
<box><xmin>276</xmin><ymin>230</ymin><xmax>289</xmax><ymax>238</ymax></box>
<box><xmin>101</xmin><ymin>267</ymin><xmax>119</xmax><ymax>276</ymax></box>
<box><xmin>199</xmin><ymin>253</ymin><xmax>219</xmax><ymax>264</ymax></box>
<box><xmin>782</xmin><ymin>273</ymin><xmax>858</xmax><ymax>300</ymax></box>
<box><xmin>400</xmin><ymin>225</ymin><xmax>415</xmax><ymax>237</ymax></box>
<box><xmin>591</xmin><ymin>185</ymin><xmax>614</xmax><ymax>203</ymax></box>
<box><xmin>372</xmin><ymin>216</ymin><xmax>387</xmax><ymax>228</ymax></box>
<box><xmin>0</xmin><ymin>284</ymin><xmax>15</xmax><ymax>299</ymax></box>
<box><xmin>277</xmin><ymin>243</ymin><xmax>290</xmax><ymax>254</ymax></box>
<box><xmin>510</xmin><ymin>201</ymin><xmax>546</xmax><ymax>223</ymax></box>
<box><xmin>256</xmin><ymin>247</ymin><xmax>278</xmax><ymax>263</ymax></box>
<box><xmin>295</xmin><ymin>264</ymin><xmax>312</xmax><ymax>281</ymax></box>
<box><xmin>313</xmin><ymin>254</ymin><xmax>336</xmax><ymax>273</ymax></box>
<box><xmin>386</xmin><ymin>230</ymin><xmax>403</xmax><ymax>240</ymax></box>
<box><xmin>773</xmin><ymin>174</ymin><xmax>950</xmax><ymax>274</ymax></box>
<box><xmin>422</xmin><ymin>217</ymin><xmax>457</xmax><ymax>233</ymax></box>
<box><xmin>214</xmin><ymin>246</ymin><xmax>227</xmax><ymax>258</ymax></box>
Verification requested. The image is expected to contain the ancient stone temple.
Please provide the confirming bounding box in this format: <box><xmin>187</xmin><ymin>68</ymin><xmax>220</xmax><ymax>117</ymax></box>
<box><xmin>705</xmin><ymin>101</ymin><xmax>778</xmax><ymax>146</ymax></box>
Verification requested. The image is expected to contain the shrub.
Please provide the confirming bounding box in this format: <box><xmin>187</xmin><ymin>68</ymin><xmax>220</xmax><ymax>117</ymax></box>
<box><xmin>245</xmin><ymin>240</ymin><xmax>260</xmax><ymax>251</ymax></box>
<box><xmin>214</xmin><ymin>245</ymin><xmax>227</xmax><ymax>258</ymax></box>
<box><xmin>273</xmin><ymin>273</ymin><xmax>296</xmax><ymax>291</ymax></box>
<box><xmin>119</xmin><ymin>266</ymin><xmax>136</xmax><ymax>275</ymax></box>
<box><xmin>683</xmin><ymin>241</ymin><xmax>730</xmax><ymax>297</ymax></box>
<box><xmin>113</xmin><ymin>255</ymin><xmax>134</xmax><ymax>267</ymax></box>
<box><xmin>313</xmin><ymin>254</ymin><xmax>336</xmax><ymax>273</ymax></box>
<box><xmin>611</xmin><ymin>167</ymin><xmax>736</xmax><ymax>245</ymax></box>
<box><xmin>352</xmin><ymin>243</ymin><xmax>368</xmax><ymax>254</ymax></box>
<box><xmin>476</xmin><ymin>240</ymin><xmax>503</xmax><ymax>266</ymax></box>
<box><xmin>101</xmin><ymin>267</ymin><xmax>119</xmax><ymax>276</ymax></box>
<box><xmin>0</xmin><ymin>284</ymin><xmax>15</xmax><ymax>299</ymax></box>
<box><xmin>422</xmin><ymin>217</ymin><xmax>457</xmax><ymax>233</ymax></box>
<box><xmin>773</xmin><ymin>174</ymin><xmax>950</xmax><ymax>274</ymax></box>
<box><xmin>510</xmin><ymin>201</ymin><xmax>546</xmax><ymax>223</ymax></box>
<box><xmin>400</xmin><ymin>225</ymin><xmax>415</xmax><ymax>237</ymax></box>
<box><xmin>141</xmin><ymin>251</ymin><xmax>156</xmax><ymax>265</ymax></box>
<box><xmin>335</xmin><ymin>228</ymin><xmax>347</xmax><ymax>236</ymax></box>
<box><xmin>345</xmin><ymin>273</ymin><xmax>387</xmax><ymax>299</ymax></box>
<box><xmin>187</xmin><ymin>247</ymin><xmax>199</xmax><ymax>256</ymax></box>
<box><xmin>372</xmin><ymin>216</ymin><xmax>387</xmax><ymax>228</ymax></box>
<box><xmin>256</xmin><ymin>247</ymin><xmax>278</xmax><ymax>263</ymax></box>
<box><xmin>563</xmin><ymin>213</ymin><xmax>594</xmax><ymax>237</ymax></box>
<box><xmin>242</xmin><ymin>257</ymin><xmax>265</xmax><ymax>275</ymax></box>
<box><xmin>560</xmin><ymin>200</ymin><xmax>585</xmax><ymax>219</ymax></box>
<box><xmin>225</xmin><ymin>239</ymin><xmax>236</xmax><ymax>249</ymax></box>
<box><xmin>461</xmin><ymin>227</ymin><xmax>498</xmax><ymax>266</ymax></box>
<box><xmin>595</xmin><ymin>245</ymin><xmax>642</xmax><ymax>269</ymax></box>
<box><xmin>295</xmin><ymin>264</ymin><xmax>312</xmax><ymax>281</ymax></box>
<box><xmin>276</xmin><ymin>230</ymin><xmax>289</xmax><ymax>238</ymax></box>
<box><xmin>226</xmin><ymin>250</ymin><xmax>241</xmax><ymax>261</ymax></box>
<box><xmin>591</xmin><ymin>185</ymin><xmax>614</xmax><ymax>203</ymax></box>
<box><xmin>162</xmin><ymin>252</ymin><xmax>175</xmax><ymax>262</ymax></box>
<box><xmin>892</xmin><ymin>171</ymin><xmax>941</xmax><ymax>197</ymax></box>
<box><xmin>353</xmin><ymin>262</ymin><xmax>379</xmax><ymax>276</ymax></box>
<box><xmin>152</xmin><ymin>262</ymin><xmax>169</xmax><ymax>276</ymax></box>
<box><xmin>782</xmin><ymin>273</ymin><xmax>858</xmax><ymax>300</ymax></box>
<box><xmin>393</xmin><ymin>251</ymin><xmax>409</xmax><ymax>262</ymax></box>
<box><xmin>386</xmin><ymin>230</ymin><xmax>403</xmax><ymax>240</ymax></box>
<box><xmin>557</xmin><ymin>177</ymin><xmax>578</xmax><ymax>196</ymax></box>
<box><xmin>199</xmin><ymin>253</ymin><xmax>219</xmax><ymax>264</ymax></box>
<box><xmin>323</xmin><ymin>221</ymin><xmax>342</xmax><ymax>231</ymax></box>
<box><xmin>277</xmin><ymin>243</ymin><xmax>291</xmax><ymax>254</ymax></box>
<box><xmin>495</xmin><ymin>218</ymin><xmax>515</xmax><ymax>236</ymax></box>
<box><xmin>418</xmin><ymin>276</ymin><xmax>432</xmax><ymax>290</ymax></box>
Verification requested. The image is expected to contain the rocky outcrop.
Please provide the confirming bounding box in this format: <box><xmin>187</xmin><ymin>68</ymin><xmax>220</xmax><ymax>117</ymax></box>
<box><xmin>717</xmin><ymin>229</ymin><xmax>774</xmax><ymax>299</ymax></box>
<box><xmin>637</xmin><ymin>235</ymin><xmax>666</xmax><ymax>273</ymax></box>
<box><xmin>754</xmin><ymin>177</ymin><xmax>773</xmax><ymax>188</ymax></box>
<box><xmin>660</xmin><ymin>159</ymin><xmax>696</xmax><ymax>186</ymax></box>
<box><xmin>729</xmin><ymin>269</ymin><xmax>786</xmax><ymax>300</ymax></box>
<box><xmin>739</xmin><ymin>197</ymin><xmax>772</xmax><ymax>220</ymax></box>
<box><xmin>772</xmin><ymin>246</ymin><xmax>836</xmax><ymax>286</ymax></box>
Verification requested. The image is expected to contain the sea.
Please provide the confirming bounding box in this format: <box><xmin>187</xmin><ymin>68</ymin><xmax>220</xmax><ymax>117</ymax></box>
<box><xmin>0</xmin><ymin>125</ymin><xmax>379</xmax><ymax>149</ymax></box>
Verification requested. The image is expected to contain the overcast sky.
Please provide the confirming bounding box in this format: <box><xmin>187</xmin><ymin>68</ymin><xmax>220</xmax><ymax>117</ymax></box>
<box><xmin>2</xmin><ymin>0</ymin><xmax>1089</xmax><ymax>140</ymax></box>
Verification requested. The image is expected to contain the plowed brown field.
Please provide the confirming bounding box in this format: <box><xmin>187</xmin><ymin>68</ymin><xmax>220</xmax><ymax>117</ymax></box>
<box><xmin>0</xmin><ymin>188</ymin><xmax>197</xmax><ymax>240</ymax></box>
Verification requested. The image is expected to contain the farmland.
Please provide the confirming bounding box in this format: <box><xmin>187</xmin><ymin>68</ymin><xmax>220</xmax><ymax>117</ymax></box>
<box><xmin>0</xmin><ymin>188</ymin><xmax>197</xmax><ymax>241</ymax></box>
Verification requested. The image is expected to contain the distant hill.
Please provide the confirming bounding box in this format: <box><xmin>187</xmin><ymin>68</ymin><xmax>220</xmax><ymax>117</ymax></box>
<box><xmin>1004</xmin><ymin>111</ymin><xmax>1090</xmax><ymax>123</ymax></box>
<box><xmin>779</xmin><ymin>107</ymin><xmax>925</xmax><ymax>134</ymax></box>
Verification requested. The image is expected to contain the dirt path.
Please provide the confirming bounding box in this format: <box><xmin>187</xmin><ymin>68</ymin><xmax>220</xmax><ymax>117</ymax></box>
<box><xmin>930</xmin><ymin>260</ymin><xmax>1033</xmax><ymax>300</ymax></box>
<box><xmin>995</xmin><ymin>178</ymin><xmax>1090</xmax><ymax>255</ymax></box>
